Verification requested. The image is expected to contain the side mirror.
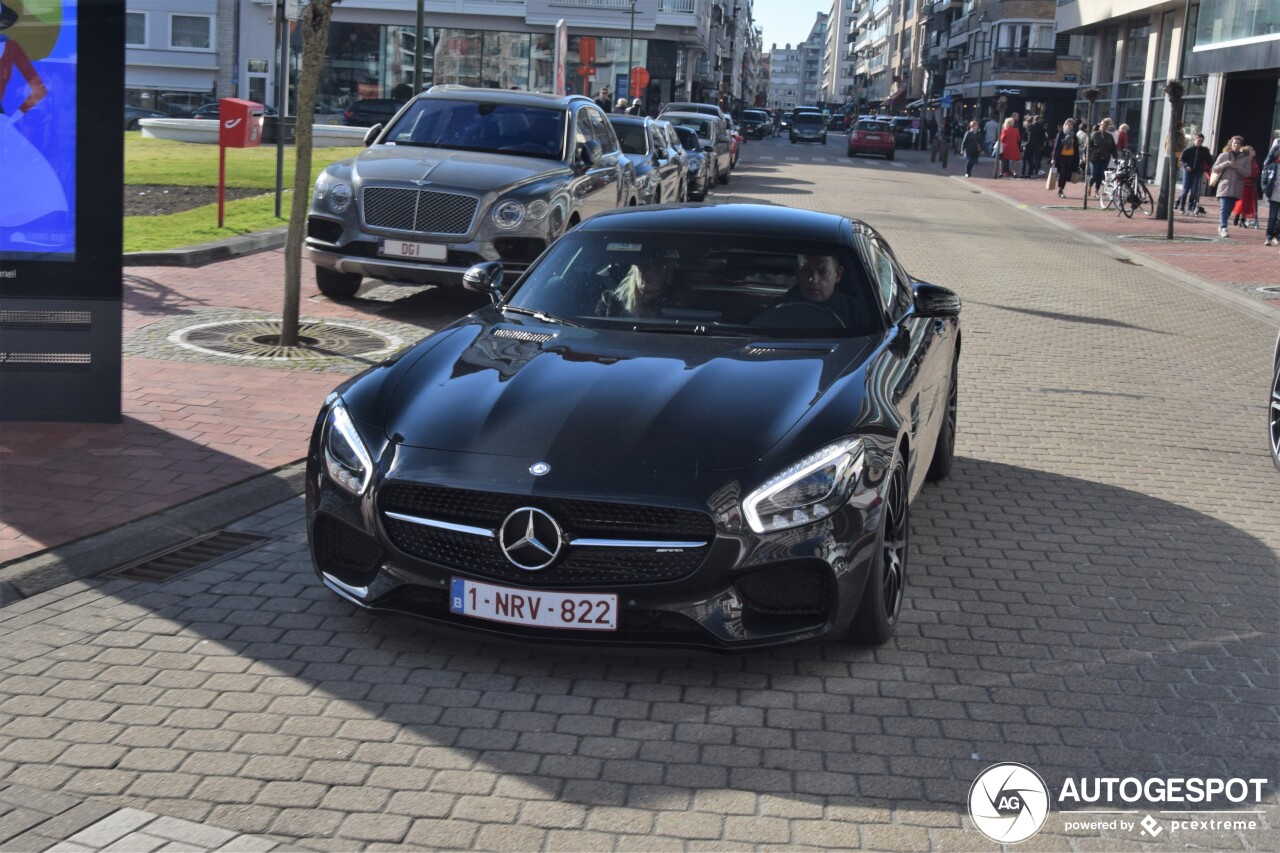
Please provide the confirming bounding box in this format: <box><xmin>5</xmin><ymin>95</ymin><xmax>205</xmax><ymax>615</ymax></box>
<box><xmin>463</xmin><ymin>261</ymin><xmax>505</xmax><ymax>303</ymax></box>
<box><xmin>363</xmin><ymin>123</ymin><xmax>383</xmax><ymax>146</ymax></box>
<box><xmin>717</xmin><ymin>134</ymin><xmax>731</xmax><ymax>144</ymax></box>
<box><xmin>913</xmin><ymin>282</ymin><xmax>961</xmax><ymax>318</ymax></box>
<box><xmin>578</xmin><ymin>139</ymin><xmax>603</xmax><ymax>169</ymax></box>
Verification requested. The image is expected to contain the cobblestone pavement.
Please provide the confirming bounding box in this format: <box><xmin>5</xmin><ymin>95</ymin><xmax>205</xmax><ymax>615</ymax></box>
<box><xmin>0</xmin><ymin>139</ymin><xmax>1277</xmax><ymax>851</ymax></box>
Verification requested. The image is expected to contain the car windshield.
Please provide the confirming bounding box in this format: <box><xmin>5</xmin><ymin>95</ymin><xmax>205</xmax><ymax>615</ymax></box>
<box><xmin>743</xmin><ymin>111</ymin><xmax>767</xmax><ymax>122</ymax></box>
<box><xmin>383</xmin><ymin>100</ymin><xmax>566</xmax><ymax>160</ymax></box>
<box><xmin>671</xmin><ymin>117</ymin><xmax>715</xmax><ymax>139</ymax></box>
<box><xmin>611</xmin><ymin>122</ymin><xmax>650</xmax><ymax>155</ymax></box>
<box><xmin>856</xmin><ymin>121</ymin><xmax>889</xmax><ymax>132</ymax></box>
<box><xmin>794</xmin><ymin>114</ymin><xmax>824</xmax><ymax>126</ymax></box>
<box><xmin>504</xmin><ymin>230</ymin><xmax>883</xmax><ymax>339</ymax></box>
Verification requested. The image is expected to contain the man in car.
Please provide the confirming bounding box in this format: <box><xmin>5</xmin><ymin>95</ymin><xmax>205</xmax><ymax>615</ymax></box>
<box><xmin>777</xmin><ymin>254</ymin><xmax>855</xmax><ymax>324</ymax></box>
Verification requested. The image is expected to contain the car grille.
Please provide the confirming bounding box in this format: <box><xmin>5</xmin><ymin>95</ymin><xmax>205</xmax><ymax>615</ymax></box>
<box><xmin>379</xmin><ymin>483</ymin><xmax>715</xmax><ymax>586</ymax></box>
<box><xmin>361</xmin><ymin>187</ymin><xmax>479</xmax><ymax>235</ymax></box>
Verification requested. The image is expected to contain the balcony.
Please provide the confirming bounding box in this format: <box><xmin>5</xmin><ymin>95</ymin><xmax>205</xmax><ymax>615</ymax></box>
<box><xmin>661</xmin><ymin>0</ymin><xmax>696</xmax><ymax>10</ymax></box>
<box><xmin>991</xmin><ymin>48</ymin><xmax>1058</xmax><ymax>73</ymax></box>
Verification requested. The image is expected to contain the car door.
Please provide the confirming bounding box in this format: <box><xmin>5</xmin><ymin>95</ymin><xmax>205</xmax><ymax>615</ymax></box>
<box><xmin>648</xmin><ymin>123</ymin><xmax>679</xmax><ymax>204</ymax></box>
<box><xmin>712</xmin><ymin>118</ymin><xmax>732</xmax><ymax>174</ymax></box>
<box><xmin>855</xmin><ymin>230</ymin><xmax>950</xmax><ymax>495</ymax></box>
<box><xmin>586</xmin><ymin>106</ymin><xmax>629</xmax><ymax>210</ymax></box>
<box><xmin>570</xmin><ymin>106</ymin><xmax>620</xmax><ymax>221</ymax></box>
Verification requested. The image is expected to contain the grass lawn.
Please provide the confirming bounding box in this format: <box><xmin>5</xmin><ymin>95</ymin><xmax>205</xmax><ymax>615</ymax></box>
<box><xmin>123</xmin><ymin>132</ymin><xmax>365</xmax><ymax>253</ymax></box>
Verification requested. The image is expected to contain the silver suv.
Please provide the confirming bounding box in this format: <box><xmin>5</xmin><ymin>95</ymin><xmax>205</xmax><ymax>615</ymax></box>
<box><xmin>306</xmin><ymin>86</ymin><xmax>636</xmax><ymax>297</ymax></box>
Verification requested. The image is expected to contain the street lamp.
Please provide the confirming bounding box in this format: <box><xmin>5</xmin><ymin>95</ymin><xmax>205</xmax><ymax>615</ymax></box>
<box><xmin>627</xmin><ymin>0</ymin><xmax>638</xmax><ymax>100</ymax></box>
<box><xmin>976</xmin><ymin>12</ymin><xmax>990</xmax><ymax>166</ymax></box>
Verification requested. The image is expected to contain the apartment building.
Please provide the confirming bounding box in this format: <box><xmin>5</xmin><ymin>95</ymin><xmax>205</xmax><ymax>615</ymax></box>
<box><xmin>1057</xmin><ymin>0</ymin><xmax>1280</xmax><ymax>183</ymax></box>
<box><xmin>849</xmin><ymin>0</ymin><xmax>894</xmax><ymax>110</ymax></box>
<box><xmin>767</xmin><ymin>13</ymin><xmax>827</xmax><ymax>111</ymax></box>
<box><xmin>821</xmin><ymin>0</ymin><xmax>859</xmax><ymax>107</ymax></box>
<box><xmin>124</xmin><ymin>0</ymin><xmax>763</xmax><ymax>119</ymax></box>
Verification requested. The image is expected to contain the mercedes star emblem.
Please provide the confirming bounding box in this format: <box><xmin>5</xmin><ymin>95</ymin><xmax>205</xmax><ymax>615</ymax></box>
<box><xmin>529</xmin><ymin>462</ymin><xmax>551</xmax><ymax>476</ymax></box>
<box><xmin>498</xmin><ymin>507</ymin><xmax>563</xmax><ymax>571</ymax></box>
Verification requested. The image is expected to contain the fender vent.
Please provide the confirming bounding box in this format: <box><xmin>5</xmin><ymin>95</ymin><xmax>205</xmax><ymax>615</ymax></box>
<box><xmin>109</xmin><ymin>530</ymin><xmax>271</xmax><ymax>583</ymax></box>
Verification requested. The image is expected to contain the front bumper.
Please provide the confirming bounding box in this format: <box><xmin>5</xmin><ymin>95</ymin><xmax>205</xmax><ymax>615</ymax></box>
<box><xmin>305</xmin><ymin>445</ymin><xmax>884</xmax><ymax>652</ymax></box>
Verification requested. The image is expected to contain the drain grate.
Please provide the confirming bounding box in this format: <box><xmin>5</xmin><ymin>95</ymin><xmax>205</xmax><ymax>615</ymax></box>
<box><xmin>109</xmin><ymin>530</ymin><xmax>271</xmax><ymax>583</ymax></box>
<box><xmin>171</xmin><ymin>319</ymin><xmax>401</xmax><ymax>362</ymax></box>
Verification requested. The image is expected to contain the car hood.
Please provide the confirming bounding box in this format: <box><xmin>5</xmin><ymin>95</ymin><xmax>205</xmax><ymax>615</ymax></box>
<box><xmin>381</xmin><ymin>319</ymin><xmax>872</xmax><ymax>472</ymax></box>
<box><xmin>351</xmin><ymin>146</ymin><xmax>566</xmax><ymax>193</ymax></box>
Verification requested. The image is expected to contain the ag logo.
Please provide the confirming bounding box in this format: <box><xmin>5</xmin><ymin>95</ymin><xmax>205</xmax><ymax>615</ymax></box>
<box><xmin>968</xmin><ymin>763</ymin><xmax>1050</xmax><ymax>844</ymax></box>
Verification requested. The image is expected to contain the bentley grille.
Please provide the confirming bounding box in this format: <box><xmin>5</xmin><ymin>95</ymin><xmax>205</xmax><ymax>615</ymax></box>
<box><xmin>361</xmin><ymin>187</ymin><xmax>479</xmax><ymax>235</ymax></box>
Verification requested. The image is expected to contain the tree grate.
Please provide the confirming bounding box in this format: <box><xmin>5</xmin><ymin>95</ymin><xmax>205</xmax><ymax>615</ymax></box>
<box><xmin>108</xmin><ymin>530</ymin><xmax>271</xmax><ymax>583</ymax></box>
<box><xmin>170</xmin><ymin>319</ymin><xmax>401</xmax><ymax>362</ymax></box>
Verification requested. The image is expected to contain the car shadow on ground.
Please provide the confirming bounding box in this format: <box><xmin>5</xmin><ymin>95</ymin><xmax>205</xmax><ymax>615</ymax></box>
<box><xmin>1</xmin><ymin>455</ymin><xmax>1274</xmax><ymax>843</ymax></box>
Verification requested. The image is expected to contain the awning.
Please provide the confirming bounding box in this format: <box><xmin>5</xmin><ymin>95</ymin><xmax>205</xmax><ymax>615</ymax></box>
<box><xmin>886</xmin><ymin>89</ymin><xmax>907</xmax><ymax>109</ymax></box>
<box><xmin>906</xmin><ymin>98</ymin><xmax>926</xmax><ymax>109</ymax></box>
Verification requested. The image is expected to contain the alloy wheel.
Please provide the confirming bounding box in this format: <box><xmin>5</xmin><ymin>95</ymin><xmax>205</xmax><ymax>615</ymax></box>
<box><xmin>880</xmin><ymin>462</ymin><xmax>908</xmax><ymax>624</ymax></box>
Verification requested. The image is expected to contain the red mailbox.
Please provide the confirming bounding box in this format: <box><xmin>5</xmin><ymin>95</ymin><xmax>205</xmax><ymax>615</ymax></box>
<box><xmin>218</xmin><ymin>98</ymin><xmax>263</xmax><ymax>148</ymax></box>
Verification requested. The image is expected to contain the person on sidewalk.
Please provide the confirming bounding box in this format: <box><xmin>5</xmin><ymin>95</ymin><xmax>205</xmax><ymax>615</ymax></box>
<box><xmin>1177</xmin><ymin>133</ymin><xmax>1212</xmax><ymax>214</ymax></box>
<box><xmin>1051</xmin><ymin>118</ymin><xmax>1081</xmax><ymax>197</ymax></box>
<box><xmin>1088</xmin><ymin>118</ymin><xmax>1117</xmax><ymax>199</ymax></box>
<box><xmin>997</xmin><ymin>117</ymin><xmax>1022</xmax><ymax>178</ymax></box>
<box><xmin>1210</xmin><ymin>135</ymin><xmax>1254</xmax><ymax>238</ymax></box>
<box><xmin>961</xmin><ymin>120</ymin><xmax>983</xmax><ymax>178</ymax></box>
<box><xmin>983</xmin><ymin>115</ymin><xmax>999</xmax><ymax>152</ymax></box>
<box><xmin>1231</xmin><ymin>146</ymin><xmax>1260</xmax><ymax>227</ymax></box>
<box><xmin>1262</xmin><ymin>132</ymin><xmax>1280</xmax><ymax>247</ymax></box>
<box><xmin>1116</xmin><ymin>123</ymin><xmax>1130</xmax><ymax>154</ymax></box>
<box><xmin>1022</xmin><ymin>116</ymin><xmax>1046</xmax><ymax>178</ymax></box>
<box><xmin>595</xmin><ymin>88</ymin><xmax>613</xmax><ymax>113</ymax></box>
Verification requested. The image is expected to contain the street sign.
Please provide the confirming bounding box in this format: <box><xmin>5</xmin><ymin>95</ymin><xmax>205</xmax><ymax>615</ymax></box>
<box><xmin>941</xmin><ymin>92</ymin><xmax>952</xmax><ymax>108</ymax></box>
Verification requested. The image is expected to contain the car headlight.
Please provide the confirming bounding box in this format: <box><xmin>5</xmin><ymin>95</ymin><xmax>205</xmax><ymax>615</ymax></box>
<box><xmin>493</xmin><ymin>198</ymin><xmax>549</xmax><ymax>230</ymax></box>
<box><xmin>325</xmin><ymin>181</ymin><xmax>353</xmax><ymax>214</ymax></box>
<box><xmin>323</xmin><ymin>400</ymin><xmax>373</xmax><ymax>496</ymax></box>
<box><xmin>743</xmin><ymin>438</ymin><xmax>865</xmax><ymax>534</ymax></box>
<box><xmin>688</xmin><ymin>160</ymin><xmax>701</xmax><ymax>173</ymax></box>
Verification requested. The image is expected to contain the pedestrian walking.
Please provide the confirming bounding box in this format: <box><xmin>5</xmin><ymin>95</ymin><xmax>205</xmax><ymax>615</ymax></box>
<box><xmin>961</xmin><ymin>120</ymin><xmax>982</xmax><ymax>178</ymax></box>
<box><xmin>1210</xmin><ymin>136</ymin><xmax>1254</xmax><ymax>238</ymax></box>
<box><xmin>1262</xmin><ymin>132</ymin><xmax>1280</xmax><ymax>248</ymax></box>
<box><xmin>1088</xmin><ymin>117</ymin><xmax>1117</xmax><ymax>199</ymax></box>
<box><xmin>997</xmin><ymin>117</ymin><xmax>1022</xmax><ymax>178</ymax></box>
<box><xmin>1177</xmin><ymin>132</ymin><xmax>1212</xmax><ymax>214</ymax></box>
<box><xmin>627</xmin><ymin>98</ymin><xmax>643</xmax><ymax>116</ymax></box>
<box><xmin>1231</xmin><ymin>146</ymin><xmax>1260</xmax><ymax>227</ymax></box>
<box><xmin>1116</xmin><ymin>123</ymin><xmax>1130</xmax><ymax>153</ymax></box>
<box><xmin>983</xmin><ymin>115</ymin><xmax>999</xmax><ymax>151</ymax></box>
<box><xmin>595</xmin><ymin>87</ymin><xmax>613</xmax><ymax>113</ymax></box>
<box><xmin>1051</xmin><ymin>117</ymin><xmax>1081</xmax><ymax>197</ymax></box>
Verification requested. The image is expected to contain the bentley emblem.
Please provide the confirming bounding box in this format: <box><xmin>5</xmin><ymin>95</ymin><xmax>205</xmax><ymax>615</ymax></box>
<box><xmin>498</xmin><ymin>507</ymin><xmax>563</xmax><ymax>571</ymax></box>
<box><xmin>413</xmin><ymin>176</ymin><xmax>432</xmax><ymax>187</ymax></box>
<box><xmin>529</xmin><ymin>462</ymin><xmax>551</xmax><ymax>476</ymax></box>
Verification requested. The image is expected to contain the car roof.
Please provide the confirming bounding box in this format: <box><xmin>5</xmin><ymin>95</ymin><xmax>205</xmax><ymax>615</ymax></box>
<box><xmin>606</xmin><ymin>114</ymin><xmax>649</xmax><ymax>125</ymax></box>
<box><xmin>580</xmin><ymin>203</ymin><xmax>857</xmax><ymax>246</ymax></box>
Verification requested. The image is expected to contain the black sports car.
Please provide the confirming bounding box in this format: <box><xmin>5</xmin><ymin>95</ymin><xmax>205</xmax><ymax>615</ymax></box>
<box><xmin>306</xmin><ymin>204</ymin><xmax>961</xmax><ymax>651</ymax></box>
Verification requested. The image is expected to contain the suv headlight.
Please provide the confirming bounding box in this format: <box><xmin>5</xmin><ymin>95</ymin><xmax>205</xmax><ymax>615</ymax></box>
<box><xmin>315</xmin><ymin>178</ymin><xmax>353</xmax><ymax>214</ymax></box>
<box><xmin>493</xmin><ymin>198</ymin><xmax>549</xmax><ymax>230</ymax></box>
<box><xmin>323</xmin><ymin>400</ymin><xmax>374</xmax><ymax>496</ymax></box>
<box><xmin>743</xmin><ymin>438</ymin><xmax>865</xmax><ymax>534</ymax></box>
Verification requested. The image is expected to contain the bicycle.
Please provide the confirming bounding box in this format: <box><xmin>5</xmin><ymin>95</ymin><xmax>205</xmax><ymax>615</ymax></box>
<box><xmin>1105</xmin><ymin>150</ymin><xmax>1154</xmax><ymax>218</ymax></box>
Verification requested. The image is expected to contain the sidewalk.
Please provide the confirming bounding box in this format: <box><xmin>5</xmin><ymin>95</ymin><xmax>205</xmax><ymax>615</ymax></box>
<box><xmin>920</xmin><ymin>147</ymin><xmax>1280</xmax><ymax>311</ymax></box>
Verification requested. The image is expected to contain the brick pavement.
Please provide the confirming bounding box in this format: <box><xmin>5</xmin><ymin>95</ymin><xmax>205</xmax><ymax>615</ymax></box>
<box><xmin>0</xmin><ymin>140</ymin><xmax>1276</xmax><ymax>851</ymax></box>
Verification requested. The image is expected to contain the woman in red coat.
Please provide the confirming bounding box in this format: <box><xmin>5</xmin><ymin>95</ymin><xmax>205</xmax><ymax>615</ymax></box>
<box><xmin>1232</xmin><ymin>146</ymin><xmax>1260</xmax><ymax>227</ymax></box>
<box><xmin>998</xmin><ymin>117</ymin><xmax>1022</xmax><ymax>178</ymax></box>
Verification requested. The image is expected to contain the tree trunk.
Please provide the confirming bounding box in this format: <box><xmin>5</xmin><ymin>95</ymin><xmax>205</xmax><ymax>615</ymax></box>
<box><xmin>281</xmin><ymin>0</ymin><xmax>339</xmax><ymax>348</ymax></box>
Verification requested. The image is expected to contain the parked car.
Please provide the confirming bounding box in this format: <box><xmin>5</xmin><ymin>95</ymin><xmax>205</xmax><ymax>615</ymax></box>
<box><xmin>888</xmin><ymin>116</ymin><xmax>918</xmax><ymax>148</ymax></box>
<box><xmin>827</xmin><ymin>114</ymin><xmax>847</xmax><ymax>131</ymax></box>
<box><xmin>672</xmin><ymin>124</ymin><xmax>712</xmax><ymax>201</ymax></box>
<box><xmin>726</xmin><ymin>118</ymin><xmax>743</xmax><ymax>168</ymax></box>
<box><xmin>305</xmin><ymin>203</ymin><xmax>962</xmax><ymax>650</ymax></box>
<box><xmin>342</xmin><ymin>98</ymin><xmax>407</xmax><ymax>128</ymax></box>
<box><xmin>306</xmin><ymin>86</ymin><xmax>635</xmax><ymax>297</ymax></box>
<box><xmin>182</xmin><ymin>103</ymin><xmax>278</xmax><ymax>120</ymax></box>
<box><xmin>846</xmin><ymin>119</ymin><xmax>895</xmax><ymax>160</ymax></box>
<box><xmin>739</xmin><ymin>109</ymin><xmax>771</xmax><ymax>138</ymax></box>
<box><xmin>662</xmin><ymin>111</ymin><xmax>732</xmax><ymax>185</ymax></box>
<box><xmin>652</xmin><ymin>119</ymin><xmax>690</xmax><ymax>200</ymax></box>
<box><xmin>608</xmin><ymin>114</ymin><xmax>686</xmax><ymax>205</ymax></box>
<box><xmin>789</xmin><ymin>111</ymin><xmax>827</xmax><ymax>144</ymax></box>
<box><xmin>659</xmin><ymin>101</ymin><xmax>729</xmax><ymax>124</ymax></box>
<box><xmin>1271</xmin><ymin>330</ymin><xmax>1280</xmax><ymax>470</ymax></box>
<box><xmin>124</xmin><ymin>103</ymin><xmax>165</xmax><ymax>130</ymax></box>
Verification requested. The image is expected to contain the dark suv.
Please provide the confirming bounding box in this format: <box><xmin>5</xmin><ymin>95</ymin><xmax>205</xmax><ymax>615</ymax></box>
<box><xmin>739</xmin><ymin>109</ymin><xmax>771</xmax><ymax>138</ymax></box>
<box><xmin>307</xmin><ymin>87</ymin><xmax>636</xmax><ymax>297</ymax></box>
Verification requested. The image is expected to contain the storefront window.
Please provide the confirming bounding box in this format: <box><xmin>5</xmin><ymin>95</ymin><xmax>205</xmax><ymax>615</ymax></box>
<box><xmin>1122</xmin><ymin>23</ymin><xmax>1151</xmax><ymax>80</ymax></box>
<box><xmin>1156</xmin><ymin>11</ymin><xmax>1175</xmax><ymax>79</ymax></box>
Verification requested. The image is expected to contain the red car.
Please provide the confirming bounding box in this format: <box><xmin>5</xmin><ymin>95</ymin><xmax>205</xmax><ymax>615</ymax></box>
<box><xmin>847</xmin><ymin>119</ymin><xmax>895</xmax><ymax>161</ymax></box>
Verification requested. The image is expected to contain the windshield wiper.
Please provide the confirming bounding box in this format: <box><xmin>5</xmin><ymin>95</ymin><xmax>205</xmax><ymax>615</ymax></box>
<box><xmin>500</xmin><ymin>305</ymin><xmax>580</xmax><ymax>327</ymax></box>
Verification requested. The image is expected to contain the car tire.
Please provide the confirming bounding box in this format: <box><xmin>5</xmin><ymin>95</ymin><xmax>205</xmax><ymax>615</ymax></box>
<box><xmin>847</xmin><ymin>147</ymin><xmax>855</xmax><ymax>158</ymax></box>
<box><xmin>886</xmin><ymin>150</ymin><xmax>895</xmax><ymax>161</ymax></box>
<box><xmin>926</xmin><ymin>358</ymin><xmax>957</xmax><ymax>482</ymax></box>
<box><xmin>718</xmin><ymin>166</ymin><xmax>729</xmax><ymax>185</ymax></box>
<box><xmin>848</xmin><ymin>453</ymin><xmax>908</xmax><ymax>645</ymax></box>
<box><xmin>315</xmin><ymin>267</ymin><xmax>363</xmax><ymax>298</ymax></box>
<box><xmin>1270</xmin><ymin>335</ymin><xmax>1280</xmax><ymax>471</ymax></box>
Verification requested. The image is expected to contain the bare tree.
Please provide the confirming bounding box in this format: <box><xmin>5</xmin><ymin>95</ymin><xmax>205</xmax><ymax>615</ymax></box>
<box><xmin>281</xmin><ymin>0</ymin><xmax>339</xmax><ymax>348</ymax></box>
